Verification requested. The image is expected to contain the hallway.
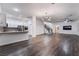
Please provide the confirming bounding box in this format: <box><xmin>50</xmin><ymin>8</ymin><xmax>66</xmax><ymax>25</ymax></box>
<box><xmin>0</xmin><ymin>34</ymin><xmax>79</xmax><ymax>56</ymax></box>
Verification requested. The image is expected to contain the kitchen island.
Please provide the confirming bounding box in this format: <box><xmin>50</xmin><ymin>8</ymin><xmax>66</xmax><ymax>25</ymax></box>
<box><xmin>0</xmin><ymin>31</ymin><xmax>29</xmax><ymax>46</ymax></box>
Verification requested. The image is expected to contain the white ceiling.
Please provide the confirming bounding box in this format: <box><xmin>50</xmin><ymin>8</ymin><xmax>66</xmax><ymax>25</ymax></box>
<box><xmin>0</xmin><ymin>3</ymin><xmax>79</xmax><ymax>22</ymax></box>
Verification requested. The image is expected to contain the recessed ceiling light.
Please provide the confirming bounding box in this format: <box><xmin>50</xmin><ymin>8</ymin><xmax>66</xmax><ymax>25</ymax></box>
<box><xmin>13</xmin><ymin>8</ymin><xmax>19</xmax><ymax>12</ymax></box>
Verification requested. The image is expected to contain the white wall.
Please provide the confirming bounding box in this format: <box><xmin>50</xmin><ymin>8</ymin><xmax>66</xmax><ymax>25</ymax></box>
<box><xmin>25</xmin><ymin>17</ymin><xmax>45</xmax><ymax>36</ymax></box>
<box><xmin>27</xmin><ymin>19</ymin><xmax>32</xmax><ymax>35</ymax></box>
<box><xmin>74</xmin><ymin>20</ymin><xmax>79</xmax><ymax>35</ymax></box>
<box><xmin>6</xmin><ymin>17</ymin><xmax>29</xmax><ymax>27</ymax></box>
<box><xmin>36</xmin><ymin>19</ymin><xmax>44</xmax><ymax>35</ymax></box>
<box><xmin>6</xmin><ymin>17</ymin><xmax>33</xmax><ymax>34</ymax></box>
<box><xmin>54</xmin><ymin>21</ymin><xmax>78</xmax><ymax>35</ymax></box>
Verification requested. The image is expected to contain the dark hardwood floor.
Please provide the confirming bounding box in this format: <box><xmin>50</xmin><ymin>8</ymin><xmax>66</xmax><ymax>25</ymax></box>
<box><xmin>0</xmin><ymin>33</ymin><xmax>79</xmax><ymax>56</ymax></box>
